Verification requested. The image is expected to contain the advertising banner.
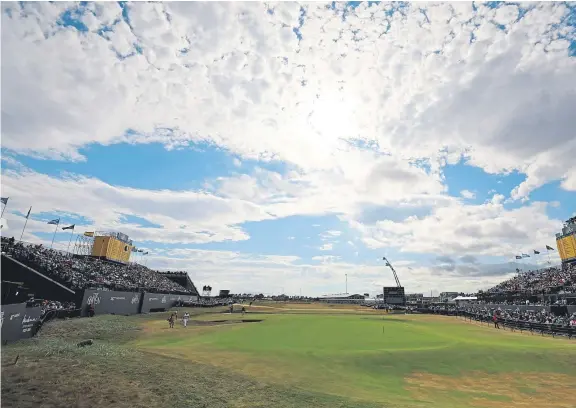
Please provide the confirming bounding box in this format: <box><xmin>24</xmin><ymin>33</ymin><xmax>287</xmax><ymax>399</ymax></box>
<box><xmin>1</xmin><ymin>303</ymin><xmax>42</xmax><ymax>342</ymax></box>
<box><xmin>140</xmin><ymin>293</ymin><xmax>198</xmax><ymax>313</ymax></box>
<box><xmin>81</xmin><ymin>289</ymin><xmax>141</xmax><ymax>317</ymax></box>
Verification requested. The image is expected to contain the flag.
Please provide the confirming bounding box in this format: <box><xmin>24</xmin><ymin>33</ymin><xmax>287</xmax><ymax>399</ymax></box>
<box><xmin>131</xmin><ymin>247</ymin><xmax>137</xmax><ymax>252</ymax></box>
<box><xmin>47</xmin><ymin>219</ymin><xmax>60</xmax><ymax>225</ymax></box>
<box><xmin>84</xmin><ymin>231</ymin><xmax>94</xmax><ymax>237</ymax></box>
<box><xmin>62</xmin><ymin>224</ymin><xmax>75</xmax><ymax>230</ymax></box>
<box><xmin>546</xmin><ymin>245</ymin><xmax>555</xmax><ymax>251</ymax></box>
<box><xmin>533</xmin><ymin>249</ymin><xmax>540</xmax><ymax>255</ymax></box>
<box><xmin>521</xmin><ymin>253</ymin><xmax>530</xmax><ymax>258</ymax></box>
<box><xmin>25</xmin><ymin>207</ymin><xmax>31</xmax><ymax>219</ymax></box>
<box><xmin>515</xmin><ymin>255</ymin><xmax>522</xmax><ymax>259</ymax></box>
<box><xmin>143</xmin><ymin>252</ymin><xmax>149</xmax><ymax>255</ymax></box>
<box><xmin>138</xmin><ymin>249</ymin><xmax>144</xmax><ymax>253</ymax></box>
<box><xmin>1</xmin><ymin>197</ymin><xmax>8</xmax><ymax>205</ymax></box>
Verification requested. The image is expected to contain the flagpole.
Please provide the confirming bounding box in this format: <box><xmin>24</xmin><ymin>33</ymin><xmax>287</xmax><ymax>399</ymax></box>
<box><xmin>66</xmin><ymin>227</ymin><xmax>75</xmax><ymax>254</ymax></box>
<box><xmin>19</xmin><ymin>207</ymin><xmax>31</xmax><ymax>241</ymax></box>
<box><xmin>1</xmin><ymin>198</ymin><xmax>8</xmax><ymax>218</ymax></box>
<box><xmin>50</xmin><ymin>220</ymin><xmax>60</xmax><ymax>249</ymax></box>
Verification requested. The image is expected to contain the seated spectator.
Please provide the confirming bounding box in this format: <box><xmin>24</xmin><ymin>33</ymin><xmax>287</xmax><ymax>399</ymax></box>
<box><xmin>2</xmin><ymin>237</ymin><xmax>191</xmax><ymax>294</ymax></box>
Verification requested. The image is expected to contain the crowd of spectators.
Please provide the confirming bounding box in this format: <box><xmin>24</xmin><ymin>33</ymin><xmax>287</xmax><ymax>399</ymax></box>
<box><xmin>26</xmin><ymin>298</ymin><xmax>78</xmax><ymax>317</ymax></box>
<box><xmin>429</xmin><ymin>304</ymin><xmax>576</xmax><ymax>327</ymax></box>
<box><xmin>2</xmin><ymin>237</ymin><xmax>191</xmax><ymax>294</ymax></box>
<box><xmin>484</xmin><ymin>263</ymin><xmax>576</xmax><ymax>295</ymax></box>
<box><xmin>180</xmin><ymin>298</ymin><xmax>234</xmax><ymax>307</ymax></box>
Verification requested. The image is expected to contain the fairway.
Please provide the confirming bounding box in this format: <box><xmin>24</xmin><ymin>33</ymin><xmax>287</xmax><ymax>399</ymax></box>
<box><xmin>134</xmin><ymin>309</ymin><xmax>576</xmax><ymax>408</ymax></box>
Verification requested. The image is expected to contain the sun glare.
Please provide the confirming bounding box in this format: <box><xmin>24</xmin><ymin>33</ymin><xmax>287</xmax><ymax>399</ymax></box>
<box><xmin>307</xmin><ymin>93</ymin><xmax>358</xmax><ymax>140</ymax></box>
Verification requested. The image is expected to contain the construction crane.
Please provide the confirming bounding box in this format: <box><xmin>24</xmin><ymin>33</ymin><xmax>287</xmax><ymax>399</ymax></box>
<box><xmin>382</xmin><ymin>256</ymin><xmax>402</xmax><ymax>288</ymax></box>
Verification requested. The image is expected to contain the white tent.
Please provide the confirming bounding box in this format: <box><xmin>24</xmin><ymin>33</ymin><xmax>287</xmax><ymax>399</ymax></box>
<box><xmin>452</xmin><ymin>296</ymin><xmax>477</xmax><ymax>302</ymax></box>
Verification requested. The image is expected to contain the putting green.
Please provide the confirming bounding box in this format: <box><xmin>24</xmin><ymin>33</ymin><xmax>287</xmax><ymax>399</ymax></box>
<box><xmin>134</xmin><ymin>312</ymin><xmax>576</xmax><ymax>408</ymax></box>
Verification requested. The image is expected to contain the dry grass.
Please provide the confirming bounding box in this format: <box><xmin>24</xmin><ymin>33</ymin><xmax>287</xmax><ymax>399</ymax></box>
<box><xmin>405</xmin><ymin>372</ymin><xmax>576</xmax><ymax>408</ymax></box>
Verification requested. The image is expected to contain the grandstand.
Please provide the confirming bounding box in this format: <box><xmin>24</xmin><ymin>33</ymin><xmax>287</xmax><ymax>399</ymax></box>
<box><xmin>319</xmin><ymin>293</ymin><xmax>368</xmax><ymax>304</ymax></box>
<box><xmin>159</xmin><ymin>271</ymin><xmax>200</xmax><ymax>296</ymax></box>
<box><xmin>1</xmin><ymin>236</ymin><xmax>194</xmax><ymax>299</ymax></box>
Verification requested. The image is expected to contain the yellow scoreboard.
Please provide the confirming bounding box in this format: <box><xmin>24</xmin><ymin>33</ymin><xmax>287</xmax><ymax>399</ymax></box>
<box><xmin>556</xmin><ymin>233</ymin><xmax>576</xmax><ymax>263</ymax></box>
<box><xmin>91</xmin><ymin>236</ymin><xmax>133</xmax><ymax>263</ymax></box>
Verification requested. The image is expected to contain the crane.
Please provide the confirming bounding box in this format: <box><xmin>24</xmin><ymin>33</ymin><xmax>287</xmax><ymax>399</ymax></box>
<box><xmin>382</xmin><ymin>256</ymin><xmax>402</xmax><ymax>288</ymax></box>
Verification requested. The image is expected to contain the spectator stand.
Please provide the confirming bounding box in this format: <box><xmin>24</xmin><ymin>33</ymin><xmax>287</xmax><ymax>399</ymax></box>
<box><xmin>425</xmin><ymin>305</ymin><xmax>576</xmax><ymax>340</ymax></box>
<box><xmin>1</xmin><ymin>237</ymin><xmax>192</xmax><ymax>295</ymax></box>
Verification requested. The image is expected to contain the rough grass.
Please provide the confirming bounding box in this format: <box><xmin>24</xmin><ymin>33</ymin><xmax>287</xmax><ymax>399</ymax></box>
<box><xmin>2</xmin><ymin>304</ymin><xmax>576</xmax><ymax>408</ymax></box>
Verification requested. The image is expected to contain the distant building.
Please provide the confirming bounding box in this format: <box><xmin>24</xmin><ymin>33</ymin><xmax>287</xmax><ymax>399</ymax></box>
<box><xmin>439</xmin><ymin>292</ymin><xmax>459</xmax><ymax>302</ymax></box>
<box><xmin>319</xmin><ymin>293</ymin><xmax>366</xmax><ymax>304</ymax></box>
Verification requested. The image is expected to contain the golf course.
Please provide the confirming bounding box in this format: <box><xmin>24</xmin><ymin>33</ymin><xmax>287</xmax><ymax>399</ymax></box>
<box><xmin>2</xmin><ymin>303</ymin><xmax>576</xmax><ymax>408</ymax></box>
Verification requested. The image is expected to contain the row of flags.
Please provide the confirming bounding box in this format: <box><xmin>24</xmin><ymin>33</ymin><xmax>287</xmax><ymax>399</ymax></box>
<box><xmin>0</xmin><ymin>200</ymin><xmax>76</xmax><ymax>230</ymax></box>
<box><xmin>515</xmin><ymin>245</ymin><xmax>555</xmax><ymax>259</ymax></box>
<box><xmin>2</xmin><ymin>197</ymin><xmax>152</xmax><ymax>258</ymax></box>
<box><xmin>1</xmin><ymin>199</ymin><xmax>148</xmax><ymax>252</ymax></box>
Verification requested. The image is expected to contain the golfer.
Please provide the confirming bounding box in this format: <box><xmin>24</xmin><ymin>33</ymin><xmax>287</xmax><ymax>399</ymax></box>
<box><xmin>183</xmin><ymin>312</ymin><xmax>190</xmax><ymax>327</ymax></box>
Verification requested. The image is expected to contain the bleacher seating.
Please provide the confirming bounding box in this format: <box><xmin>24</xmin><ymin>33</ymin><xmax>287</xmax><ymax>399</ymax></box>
<box><xmin>426</xmin><ymin>304</ymin><xmax>576</xmax><ymax>339</ymax></box>
<box><xmin>484</xmin><ymin>264</ymin><xmax>576</xmax><ymax>295</ymax></box>
<box><xmin>1</xmin><ymin>237</ymin><xmax>193</xmax><ymax>295</ymax></box>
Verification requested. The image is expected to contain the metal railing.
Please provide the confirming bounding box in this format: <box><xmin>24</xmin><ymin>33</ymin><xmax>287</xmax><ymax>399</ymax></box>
<box><xmin>424</xmin><ymin>309</ymin><xmax>576</xmax><ymax>339</ymax></box>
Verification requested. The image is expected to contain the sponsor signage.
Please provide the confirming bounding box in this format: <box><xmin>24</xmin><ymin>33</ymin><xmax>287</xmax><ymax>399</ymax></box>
<box><xmin>81</xmin><ymin>290</ymin><xmax>141</xmax><ymax>317</ymax></box>
<box><xmin>1</xmin><ymin>303</ymin><xmax>41</xmax><ymax>342</ymax></box>
<box><xmin>140</xmin><ymin>292</ymin><xmax>198</xmax><ymax>313</ymax></box>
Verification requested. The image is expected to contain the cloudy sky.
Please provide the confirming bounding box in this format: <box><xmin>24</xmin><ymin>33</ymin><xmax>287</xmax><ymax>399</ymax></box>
<box><xmin>1</xmin><ymin>1</ymin><xmax>575</xmax><ymax>296</ymax></box>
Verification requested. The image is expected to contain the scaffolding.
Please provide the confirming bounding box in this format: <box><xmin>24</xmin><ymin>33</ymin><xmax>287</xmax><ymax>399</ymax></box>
<box><xmin>72</xmin><ymin>234</ymin><xmax>94</xmax><ymax>257</ymax></box>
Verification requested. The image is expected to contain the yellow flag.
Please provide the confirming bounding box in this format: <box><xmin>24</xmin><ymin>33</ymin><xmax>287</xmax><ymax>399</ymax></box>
<box><xmin>84</xmin><ymin>231</ymin><xmax>94</xmax><ymax>237</ymax></box>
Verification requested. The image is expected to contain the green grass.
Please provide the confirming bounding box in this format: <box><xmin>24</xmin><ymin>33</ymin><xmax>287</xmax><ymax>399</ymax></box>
<box><xmin>2</xmin><ymin>306</ymin><xmax>576</xmax><ymax>408</ymax></box>
<box><xmin>135</xmin><ymin>312</ymin><xmax>576</xmax><ymax>408</ymax></box>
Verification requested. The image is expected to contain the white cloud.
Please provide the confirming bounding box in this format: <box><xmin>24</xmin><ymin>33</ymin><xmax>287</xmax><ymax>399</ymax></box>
<box><xmin>1</xmin><ymin>166</ymin><xmax>272</xmax><ymax>244</ymax></box>
<box><xmin>2</xmin><ymin>2</ymin><xmax>574</xmax><ymax>197</ymax></box>
<box><xmin>351</xmin><ymin>199</ymin><xmax>563</xmax><ymax>261</ymax></box>
<box><xmin>318</xmin><ymin>243</ymin><xmax>333</xmax><ymax>251</ymax></box>
<box><xmin>138</xmin><ymin>248</ymin><xmax>511</xmax><ymax>296</ymax></box>
<box><xmin>1</xmin><ymin>2</ymin><xmax>575</xmax><ymax>293</ymax></box>
<box><xmin>460</xmin><ymin>190</ymin><xmax>476</xmax><ymax>199</ymax></box>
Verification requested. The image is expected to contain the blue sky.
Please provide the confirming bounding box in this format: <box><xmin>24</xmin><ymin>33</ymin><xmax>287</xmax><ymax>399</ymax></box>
<box><xmin>2</xmin><ymin>2</ymin><xmax>575</xmax><ymax>295</ymax></box>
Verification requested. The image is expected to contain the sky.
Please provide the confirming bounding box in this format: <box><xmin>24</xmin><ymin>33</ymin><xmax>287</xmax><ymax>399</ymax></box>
<box><xmin>1</xmin><ymin>1</ymin><xmax>575</xmax><ymax>297</ymax></box>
